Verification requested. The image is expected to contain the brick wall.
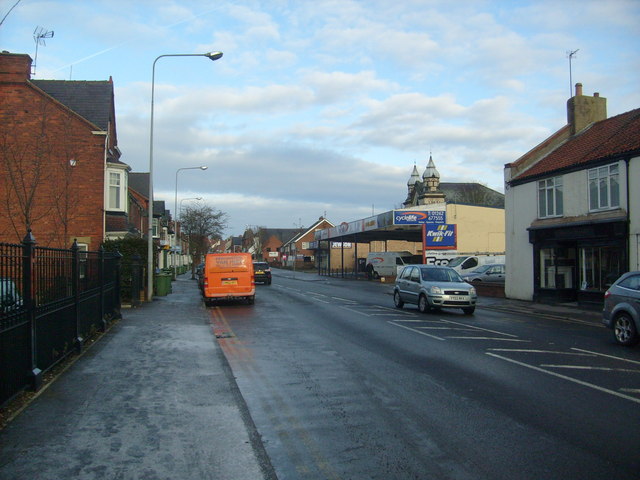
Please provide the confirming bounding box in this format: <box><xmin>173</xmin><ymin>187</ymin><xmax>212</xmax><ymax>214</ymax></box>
<box><xmin>0</xmin><ymin>54</ymin><xmax>106</xmax><ymax>248</ymax></box>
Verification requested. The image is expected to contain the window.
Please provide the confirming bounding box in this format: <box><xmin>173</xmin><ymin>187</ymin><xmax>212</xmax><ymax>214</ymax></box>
<box><xmin>538</xmin><ymin>176</ymin><xmax>563</xmax><ymax>218</ymax></box>
<box><xmin>588</xmin><ymin>164</ymin><xmax>619</xmax><ymax>211</ymax></box>
<box><xmin>152</xmin><ymin>218</ymin><xmax>159</xmax><ymax>238</ymax></box>
<box><xmin>410</xmin><ymin>267</ymin><xmax>420</xmax><ymax>283</ymax></box>
<box><xmin>579</xmin><ymin>246</ymin><xmax>622</xmax><ymax>291</ymax></box>
<box><xmin>108</xmin><ymin>171</ymin><xmax>121</xmax><ymax>210</ymax></box>
<box><xmin>400</xmin><ymin>267</ymin><xmax>412</xmax><ymax>280</ymax></box>
<box><xmin>618</xmin><ymin>274</ymin><xmax>640</xmax><ymax>291</ymax></box>
<box><xmin>540</xmin><ymin>247</ymin><xmax>575</xmax><ymax>289</ymax></box>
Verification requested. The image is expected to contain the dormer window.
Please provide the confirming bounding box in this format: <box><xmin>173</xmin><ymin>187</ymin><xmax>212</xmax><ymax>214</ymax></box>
<box><xmin>538</xmin><ymin>176</ymin><xmax>563</xmax><ymax>218</ymax></box>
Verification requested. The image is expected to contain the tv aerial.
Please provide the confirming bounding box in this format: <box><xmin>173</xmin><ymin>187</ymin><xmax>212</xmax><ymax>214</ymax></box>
<box><xmin>33</xmin><ymin>26</ymin><xmax>54</xmax><ymax>76</ymax></box>
<box><xmin>566</xmin><ymin>49</ymin><xmax>579</xmax><ymax>98</ymax></box>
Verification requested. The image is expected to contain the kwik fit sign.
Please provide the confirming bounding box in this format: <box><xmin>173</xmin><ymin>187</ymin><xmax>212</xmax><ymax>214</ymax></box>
<box><xmin>393</xmin><ymin>209</ymin><xmax>446</xmax><ymax>225</ymax></box>
<box><xmin>424</xmin><ymin>224</ymin><xmax>457</xmax><ymax>249</ymax></box>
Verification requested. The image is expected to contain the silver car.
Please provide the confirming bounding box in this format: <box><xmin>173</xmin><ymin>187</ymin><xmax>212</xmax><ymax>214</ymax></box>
<box><xmin>394</xmin><ymin>265</ymin><xmax>477</xmax><ymax>315</ymax></box>
<box><xmin>602</xmin><ymin>271</ymin><xmax>640</xmax><ymax>346</ymax></box>
<box><xmin>461</xmin><ymin>263</ymin><xmax>505</xmax><ymax>284</ymax></box>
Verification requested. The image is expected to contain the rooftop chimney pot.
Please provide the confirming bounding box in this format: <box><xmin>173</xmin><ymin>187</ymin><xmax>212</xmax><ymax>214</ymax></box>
<box><xmin>575</xmin><ymin>83</ymin><xmax>583</xmax><ymax>96</ymax></box>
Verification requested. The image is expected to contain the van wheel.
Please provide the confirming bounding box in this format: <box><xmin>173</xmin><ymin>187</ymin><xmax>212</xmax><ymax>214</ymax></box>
<box><xmin>418</xmin><ymin>294</ymin><xmax>429</xmax><ymax>313</ymax></box>
<box><xmin>247</xmin><ymin>296</ymin><xmax>255</xmax><ymax>305</ymax></box>
<box><xmin>393</xmin><ymin>291</ymin><xmax>404</xmax><ymax>309</ymax></box>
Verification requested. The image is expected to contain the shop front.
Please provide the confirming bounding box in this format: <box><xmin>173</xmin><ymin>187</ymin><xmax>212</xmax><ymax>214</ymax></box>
<box><xmin>529</xmin><ymin>217</ymin><xmax>627</xmax><ymax>308</ymax></box>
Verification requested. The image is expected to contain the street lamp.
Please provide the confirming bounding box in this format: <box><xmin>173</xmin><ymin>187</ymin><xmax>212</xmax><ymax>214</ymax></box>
<box><xmin>179</xmin><ymin>197</ymin><xmax>202</xmax><ymax>217</ymax></box>
<box><xmin>174</xmin><ymin>166</ymin><xmax>207</xmax><ymax>275</ymax></box>
<box><xmin>147</xmin><ymin>51</ymin><xmax>222</xmax><ymax>301</ymax></box>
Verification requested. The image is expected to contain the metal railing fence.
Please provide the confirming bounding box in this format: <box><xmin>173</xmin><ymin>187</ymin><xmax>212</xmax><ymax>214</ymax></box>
<box><xmin>0</xmin><ymin>231</ymin><xmax>121</xmax><ymax>406</ymax></box>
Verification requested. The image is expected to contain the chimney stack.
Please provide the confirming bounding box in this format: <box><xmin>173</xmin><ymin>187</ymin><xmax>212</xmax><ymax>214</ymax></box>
<box><xmin>0</xmin><ymin>52</ymin><xmax>32</xmax><ymax>82</ymax></box>
<box><xmin>567</xmin><ymin>83</ymin><xmax>607</xmax><ymax>135</ymax></box>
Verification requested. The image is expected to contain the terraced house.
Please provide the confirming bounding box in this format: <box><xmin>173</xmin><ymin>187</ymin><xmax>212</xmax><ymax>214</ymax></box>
<box><xmin>505</xmin><ymin>84</ymin><xmax>640</xmax><ymax>307</ymax></box>
<box><xmin>0</xmin><ymin>52</ymin><xmax>131</xmax><ymax>249</ymax></box>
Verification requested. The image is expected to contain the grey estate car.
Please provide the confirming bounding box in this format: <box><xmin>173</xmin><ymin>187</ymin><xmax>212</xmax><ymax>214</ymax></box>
<box><xmin>394</xmin><ymin>265</ymin><xmax>477</xmax><ymax>315</ymax></box>
<box><xmin>602</xmin><ymin>271</ymin><xmax>640</xmax><ymax>346</ymax></box>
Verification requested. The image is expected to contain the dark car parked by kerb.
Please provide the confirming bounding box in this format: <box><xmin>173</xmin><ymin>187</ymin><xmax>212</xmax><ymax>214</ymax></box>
<box><xmin>253</xmin><ymin>261</ymin><xmax>272</xmax><ymax>285</ymax></box>
<box><xmin>602</xmin><ymin>271</ymin><xmax>640</xmax><ymax>346</ymax></box>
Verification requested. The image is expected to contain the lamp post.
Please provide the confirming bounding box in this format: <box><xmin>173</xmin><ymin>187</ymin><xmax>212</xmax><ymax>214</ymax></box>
<box><xmin>179</xmin><ymin>196</ymin><xmax>202</xmax><ymax>217</ymax></box>
<box><xmin>174</xmin><ymin>167</ymin><xmax>207</xmax><ymax>276</ymax></box>
<box><xmin>147</xmin><ymin>51</ymin><xmax>222</xmax><ymax>302</ymax></box>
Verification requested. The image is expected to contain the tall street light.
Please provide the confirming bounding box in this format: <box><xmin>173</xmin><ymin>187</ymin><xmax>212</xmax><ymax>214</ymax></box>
<box><xmin>179</xmin><ymin>196</ymin><xmax>202</xmax><ymax>217</ymax></box>
<box><xmin>147</xmin><ymin>51</ymin><xmax>223</xmax><ymax>301</ymax></box>
<box><xmin>174</xmin><ymin>166</ymin><xmax>207</xmax><ymax>275</ymax></box>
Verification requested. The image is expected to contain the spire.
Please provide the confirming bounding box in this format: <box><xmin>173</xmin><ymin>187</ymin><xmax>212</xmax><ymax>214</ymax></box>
<box><xmin>407</xmin><ymin>162</ymin><xmax>420</xmax><ymax>186</ymax></box>
<box><xmin>422</xmin><ymin>154</ymin><xmax>439</xmax><ymax>180</ymax></box>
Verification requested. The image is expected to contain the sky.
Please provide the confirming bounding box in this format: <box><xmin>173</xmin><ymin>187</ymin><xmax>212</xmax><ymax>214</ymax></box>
<box><xmin>1</xmin><ymin>0</ymin><xmax>639</xmax><ymax>237</ymax></box>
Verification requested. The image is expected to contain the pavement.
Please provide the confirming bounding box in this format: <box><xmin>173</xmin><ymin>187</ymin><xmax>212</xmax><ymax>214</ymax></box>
<box><xmin>0</xmin><ymin>270</ymin><xmax>603</xmax><ymax>480</ymax></box>
<box><xmin>0</xmin><ymin>273</ymin><xmax>276</xmax><ymax>480</ymax></box>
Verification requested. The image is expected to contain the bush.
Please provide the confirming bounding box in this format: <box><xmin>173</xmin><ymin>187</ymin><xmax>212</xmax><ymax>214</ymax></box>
<box><xmin>102</xmin><ymin>237</ymin><xmax>148</xmax><ymax>302</ymax></box>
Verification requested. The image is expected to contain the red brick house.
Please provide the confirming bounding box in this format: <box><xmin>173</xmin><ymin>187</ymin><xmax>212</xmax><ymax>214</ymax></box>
<box><xmin>0</xmin><ymin>52</ymin><xmax>127</xmax><ymax>249</ymax></box>
<box><xmin>281</xmin><ymin>217</ymin><xmax>335</xmax><ymax>269</ymax></box>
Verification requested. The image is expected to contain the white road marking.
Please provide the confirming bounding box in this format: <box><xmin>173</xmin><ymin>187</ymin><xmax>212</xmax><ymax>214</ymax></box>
<box><xmin>339</xmin><ymin>306</ymin><xmax>371</xmax><ymax>316</ymax></box>
<box><xmin>487</xmin><ymin>349</ymin><xmax>597</xmax><ymax>356</ymax></box>
<box><xmin>620</xmin><ymin>388</ymin><xmax>640</xmax><ymax>394</ymax></box>
<box><xmin>571</xmin><ymin>348</ymin><xmax>640</xmax><ymax>365</ymax></box>
<box><xmin>440</xmin><ymin>319</ymin><xmax>519</xmax><ymax>338</ymax></box>
<box><xmin>311</xmin><ymin>297</ymin><xmax>331</xmax><ymax>304</ymax></box>
<box><xmin>539</xmin><ymin>364</ymin><xmax>640</xmax><ymax>373</ymax></box>
<box><xmin>486</xmin><ymin>352</ymin><xmax>640</xmax><ymax>405</ymax></box>
<box><xmin>388</xmin><ymin>321</ymin><xmax>446</xmax><ymax>341</ymax></box>
<box><xmin>447</xmin><ymin>337</ymin><xmax>529</xmax><ymax>342</ymax></box>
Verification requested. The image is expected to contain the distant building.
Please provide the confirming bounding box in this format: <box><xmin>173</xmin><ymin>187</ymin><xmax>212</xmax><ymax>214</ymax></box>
<box><xmin>243</xmin><ymin>228</ymin><xmax>300</xmax><ymax>264</ymax></box>
<box><xmin>504</xmin><ymin>84</ymin><xmax>640</xmax><ymax>306</ymax></box>
<box><xmin>281</xmin><ymin>217</ymin><xmax>335</xmax><ymax>269</ymax></box>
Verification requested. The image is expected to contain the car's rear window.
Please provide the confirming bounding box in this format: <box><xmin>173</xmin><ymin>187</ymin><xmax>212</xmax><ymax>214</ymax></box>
<box><xmin>253</xmin><ymin>263</ymin><xmax>269</xmax><ymax>269</ymax></box>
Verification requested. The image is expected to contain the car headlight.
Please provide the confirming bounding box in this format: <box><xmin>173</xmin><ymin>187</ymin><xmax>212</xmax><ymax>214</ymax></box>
<box><xmin>430</xmin><ymin>286</ymin><xmax>443</xmax><ymax>295</ymax></box>
<box><xmin>469</xmin><ymin>287</ymin><xmax>476</xmax><ymax>295</ymax></box>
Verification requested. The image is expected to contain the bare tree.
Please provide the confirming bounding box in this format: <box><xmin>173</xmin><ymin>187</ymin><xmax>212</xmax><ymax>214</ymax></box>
<box><xmin>242</xmin><ymin>226</ymin><xmax>267</xmax><ymax>260</ymax></box>
<box><xmin>180</xmin><ymin>202</ymin><xmax>228</xmax><ymax>267</ymax></box>
<box><xmin>0</xmin><ymin>99</ymin><xmax>81</xmax><ymax>246</ymax></box>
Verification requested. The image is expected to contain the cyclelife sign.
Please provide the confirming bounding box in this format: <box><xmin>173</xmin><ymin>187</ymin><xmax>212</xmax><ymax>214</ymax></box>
<box><xmin>393</xmin><ymin>210</ymin><xmax>446</xmax><ymax>225</ymax></box>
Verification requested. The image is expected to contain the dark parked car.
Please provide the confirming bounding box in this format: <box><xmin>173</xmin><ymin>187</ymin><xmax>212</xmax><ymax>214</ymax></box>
<box><xmin>461</xmin><ymin>263</ymin><xmax>505</xmax><ymax>283</ymax></box>
<box><xmin>0</xmin><ymin>278</ymin><xmax>22</xmax><ymax>313</ymax></box>
<box><xmin>393</xmin><ymin>265</ymin><xmax>477</xmax><ymax>315</ymax></box>
<box><xmin>253</xmin><ymin>261</ymin><xmax>272</xmax><ymax>285</ymax></box>
<box><xmin>196</xmin><ymin>262</ymin><xmax>205</xmax><ymax>290</ymax></box>
<box><xmin>602</xmin><ymin>271</ymin><xmax>640</xmax><ymax>346</ymax></box>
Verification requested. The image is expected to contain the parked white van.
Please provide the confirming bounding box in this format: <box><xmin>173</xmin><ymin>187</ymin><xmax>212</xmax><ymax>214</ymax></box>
<box><xmin>365</xmin><ymin>251</ymin><xmax>421</xmax><ymax>278</ymax></box>
<box><xmin>446</xmin><ymin>254</ymin><xmax>506</xmax><ymax>276</ymax></box>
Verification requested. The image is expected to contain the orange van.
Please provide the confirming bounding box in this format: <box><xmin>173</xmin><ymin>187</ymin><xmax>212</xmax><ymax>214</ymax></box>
<box><xmin>202</xmin><ymin>253</ymin><xmax>255</xmax><ymax>305</ymax></box>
